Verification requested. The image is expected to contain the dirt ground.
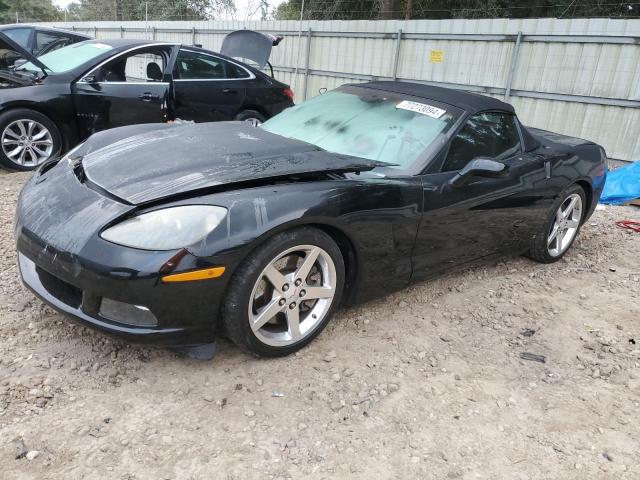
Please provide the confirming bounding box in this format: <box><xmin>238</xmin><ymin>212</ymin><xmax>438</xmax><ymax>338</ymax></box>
<box><xmin>1</xmin><ymin>169</ymin><xmax>639</xmax><ymax>480</ymax></box>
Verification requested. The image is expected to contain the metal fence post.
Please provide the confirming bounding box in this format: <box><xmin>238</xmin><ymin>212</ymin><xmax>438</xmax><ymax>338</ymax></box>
<box><xmin>392</xmin><ymin>29</ymin><xmax>402</xmax><ymax>80</ymax></box>
<box><xmin>302</xmin><ymin>28</ymin><xmax>312</xmax><ymax>101</ymax></box>
<box><xmin>504</xmin><ymin>31</ymin><xmax>523</xmax><ymax>101</ymax></box>
<box><xmin>120</xmin><ymin>26</ymin><xmax>124</xmax><ymax>38</ymax></box>
<box><xmin>152</xmin><ymin>27</ymin><xmax>157</xmax><ymax>41</ymax></box>
<box><xmin>93</xmin><ymin>26</ymin><xmax>97</xmax><ymax>38</ymax></box>
<box><xmin>192</xmin><ymin>27</ymin><xmax>196</xmax><ymax>45</ymax></box>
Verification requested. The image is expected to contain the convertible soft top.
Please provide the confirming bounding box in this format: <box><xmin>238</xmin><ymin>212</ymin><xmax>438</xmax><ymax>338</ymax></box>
<box><xmin>360</xmin><ymin>81</ymin><xmax>514</xmax><ymax>115</ymax></box>
<box><xmin>358</xmin><ymin>81</ymin><xmax>540</xmax><ymax>151</ymax></box>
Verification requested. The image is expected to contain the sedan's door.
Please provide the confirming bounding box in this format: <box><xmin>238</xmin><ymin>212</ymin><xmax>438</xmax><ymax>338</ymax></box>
<box><xmin>72</xmin><ymin>45</ymin><xmax>174</xmax><ymax>139</ymax></box>
<box><xmin>171</xmin><ymin>48</ymin><xmax>247</xmax><ymax>122</ymax></box>
<box><xmin>412</xmin><ymin>112</ymin><xmax>551</xmax><ymax>280</ymax></box>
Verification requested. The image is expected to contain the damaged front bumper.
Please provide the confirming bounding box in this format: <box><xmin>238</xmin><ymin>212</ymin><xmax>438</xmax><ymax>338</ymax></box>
<box><xmin>14</xmin><ymin>161</ymin><xmax>229</xmax><ymax>347</ymax></box>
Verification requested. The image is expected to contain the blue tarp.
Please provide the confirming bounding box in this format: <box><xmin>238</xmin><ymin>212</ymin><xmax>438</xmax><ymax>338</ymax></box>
<box><xmin>600</xmin><ymin>162</ymin><xmax>640</xmax><ymax>205</ymax></box>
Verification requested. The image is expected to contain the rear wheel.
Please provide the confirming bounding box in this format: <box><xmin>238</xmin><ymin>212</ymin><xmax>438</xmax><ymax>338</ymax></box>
<box><xmin>223</xmin><ymin>227</ymin><xmax>345</xmax><ymax>357</ymax></box>
<box><xmin>234</xmin><ymin>109</ymin><xmax>266</xmax><ymax>127</ymax></box>
<box><xmin>0</xmin><ymin>109</ymin><xmax>62</xmax><ymax>171</ymax></box>
<box><xmin>527</xmin><ymin>184</ymin><xmax>586</xmax><ymax>263</ymax></box>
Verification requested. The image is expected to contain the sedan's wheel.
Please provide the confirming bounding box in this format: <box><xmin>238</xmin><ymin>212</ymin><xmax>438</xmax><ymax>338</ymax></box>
<box><xmin>234</xmin><ymin>109</ymin><xmax>266</xmax><ymax>127</ymax></box>
<box><xmin>223</xmin><ymin>227</ymin><xmax>345</xmax><ymax>357</ymax></box>
<box><xmin>527</xmin><ymin>184</ymin><xmax>586</xmax><ymax>263</ymax></box>
<box><xmin>0</xmin><ymin>109</ymin><xmax>62</xmax><ymax>171</ymax></box>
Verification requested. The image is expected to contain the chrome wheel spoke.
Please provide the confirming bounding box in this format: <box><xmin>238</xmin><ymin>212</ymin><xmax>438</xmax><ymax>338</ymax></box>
<box><xmin>565</xmin><ymin>218</ymin><xmax>580</xmax><ymax>229</ymax></box>
<box><xmin>303</xmin><ymin>286</ymin><xmax>333</xmax><ymax>300</ymax></box>
<box><xmin>263</xmin><ymin>265</ymin><xmax>288</xmax><ymax>293</ymax></box>
<box><xmin>295</xmin><ymin>247</ymin><xmax>320</xmax><ymax>283</ymax></box>
<box><xmin>252</xmin><ymin>297</ymin><xmax>285</xmax><ymax>332</ymax></box>
<box><xmin>286</xmin><ymin>307</ymin><xmax>301</xmax><ymax>341</ymax></box>
<box><xmin>4</xmin><ymin>128</ymin><xmax>19</xmax><ymax>140</ymax></box>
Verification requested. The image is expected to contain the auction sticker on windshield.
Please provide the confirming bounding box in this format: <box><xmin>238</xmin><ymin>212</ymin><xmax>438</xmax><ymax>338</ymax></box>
<box><xmin>396</xmin><ymin>100</ymin><xmax>446</xmax><ymax>119</ymax></box>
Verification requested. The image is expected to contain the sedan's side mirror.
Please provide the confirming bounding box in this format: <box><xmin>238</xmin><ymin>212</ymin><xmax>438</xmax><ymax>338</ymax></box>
<box><xmin>82</xmin><ymin>74</ymin><xmax>97</xmax><ymax>84</ymax></box>
<box><xmin>448</xmin><ymin>157</ymin><xmax>507</xmax><ymax>187</ymax></box>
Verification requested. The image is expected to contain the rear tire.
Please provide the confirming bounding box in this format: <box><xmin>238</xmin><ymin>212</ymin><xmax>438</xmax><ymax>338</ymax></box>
<box><xmin>0</xmin><ymin>109</ymin><xmax>62</xmax><ymax>171</ymax></box>
<box><xmin>222</xmin><ymin>227</ymin><xmax>345</xmax><ymax>357</ymax></box>
<box><xmin>234</xmin><ymin>109</ymin><xmax>266</xmax><ymax>126</ymax></box>
<box><xmin>527</xmin><ymin>184</ymin><xmax>586</xmax><ymax>263</ymax></box>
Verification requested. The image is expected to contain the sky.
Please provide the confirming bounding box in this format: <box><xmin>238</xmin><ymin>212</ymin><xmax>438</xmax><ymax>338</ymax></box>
<box><xmin>52</xmin><ymin>0</ymin><xmax>286</xmax><ymax>21</ymax></box>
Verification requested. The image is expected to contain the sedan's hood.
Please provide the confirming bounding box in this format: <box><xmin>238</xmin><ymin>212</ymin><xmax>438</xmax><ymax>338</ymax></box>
<box><xmin>80</xmin><ymin>122</ymin><xmax>384</xmax><ymax>205</ymax></box>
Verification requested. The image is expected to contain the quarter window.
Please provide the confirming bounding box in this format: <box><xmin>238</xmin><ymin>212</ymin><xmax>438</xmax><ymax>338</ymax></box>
<box><xmin>442</xmin><ymin>112</ymin><xmax>522</xmax><ymax>172</ymax></box>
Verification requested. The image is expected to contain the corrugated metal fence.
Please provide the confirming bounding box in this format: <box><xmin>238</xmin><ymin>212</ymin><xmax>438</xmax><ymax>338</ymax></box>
<box><xmin>44</xmin><ymin>18</ymin><xmax>640</xmax><ymax>161</ymax></box>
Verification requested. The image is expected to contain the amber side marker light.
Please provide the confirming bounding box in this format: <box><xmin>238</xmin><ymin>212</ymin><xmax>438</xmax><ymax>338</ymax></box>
<box><xmin>162</xmin><ymin>266</ymin><xmax>226</xmax><ymax>283</ymax></box>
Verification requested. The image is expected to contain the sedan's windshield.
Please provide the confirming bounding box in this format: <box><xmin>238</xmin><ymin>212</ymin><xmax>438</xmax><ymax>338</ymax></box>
<box><xmin>19</xmin><ymin>41</ymin><xmax>113</xmax><ymax>73</ymax></box>
<box><xmin>261</xmin><ymin>87</ymin><xmax>460</xmax><ymax>169</ymax></box>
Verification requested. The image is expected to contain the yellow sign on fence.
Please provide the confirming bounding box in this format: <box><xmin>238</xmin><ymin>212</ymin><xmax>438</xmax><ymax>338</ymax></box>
<box><xmin>430</xmin><ymin>50</ymin><xmax>444</xmax><ymax>63</ymax></box>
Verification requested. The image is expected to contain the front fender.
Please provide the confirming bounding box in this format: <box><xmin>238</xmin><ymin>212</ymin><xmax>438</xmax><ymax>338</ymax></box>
<box><xmin>184</xmin><ymin>176</ymin><xmax>423</xmax><ymax>303</ymax></box>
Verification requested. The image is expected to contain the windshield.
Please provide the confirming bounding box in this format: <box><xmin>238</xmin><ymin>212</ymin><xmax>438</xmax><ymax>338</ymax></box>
<box><xmin>19</xmin><ymin>41</ymin><xmax>113</xmax><ymax>73</ymax></box>
<box><xmin>261</xmin><ymin>87</ymin><xmax>460</xmax><ymax>168</ymax></box>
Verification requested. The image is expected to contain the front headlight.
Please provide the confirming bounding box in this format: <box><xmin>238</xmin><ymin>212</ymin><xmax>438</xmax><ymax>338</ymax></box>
<box><xmin>101</xmin><ymin>205</ymin><xmax>227</xmax><ymax>250</ymax></box>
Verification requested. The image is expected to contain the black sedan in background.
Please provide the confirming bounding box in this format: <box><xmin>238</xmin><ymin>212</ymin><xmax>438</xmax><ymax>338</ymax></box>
<box><xmin>0</xmin><ymin>32</ymin><xmax>293</xmax><ymax>170</ymax></box>
<box><xmin>15</xmin><ymin>82</ymin><xmax>607</xmax><ymax>359</ymax></box>
<box><xmin>0</xmin><ymin>24</ymin><xmax>91</xmax><ymax>69</ymax></box>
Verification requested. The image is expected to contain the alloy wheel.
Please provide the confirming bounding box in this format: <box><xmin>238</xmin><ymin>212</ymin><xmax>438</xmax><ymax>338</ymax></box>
<box><xmin>547</xmin><ymin>193</ymin><xmax>582</xmax><ymax>257</ymax></box>
<box><xmin>248</xmin><ymin>245</ymin><xmax>337</xmax><ymax>347</ymax></box>
<box><xmin>244</xmin><ymin>118</ymin><xmax>262</xmax><ymax>127</ymax></box>
<box><xmin>1</xmin><ymin>119</ymin><xmax>54</xmax><ymax>167</ymax></box>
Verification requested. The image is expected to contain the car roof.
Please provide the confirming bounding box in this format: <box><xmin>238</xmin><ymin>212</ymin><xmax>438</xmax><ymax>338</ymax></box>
<box><xmin>358</xmin><ymin>80</ymin><xmax>515</xmax><ymax>115</ymax></box>
<box><xmin>0</xmin><ymin>24</ymin><xmax>91</xmax><ymax>39</ymax></box>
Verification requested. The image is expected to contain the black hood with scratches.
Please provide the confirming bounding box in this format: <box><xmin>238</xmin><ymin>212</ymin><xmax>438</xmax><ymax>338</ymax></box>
<box><xmin>75</xmin><ymin>122</ymin><xmax>384</xmax><ymax>205</ymax></box>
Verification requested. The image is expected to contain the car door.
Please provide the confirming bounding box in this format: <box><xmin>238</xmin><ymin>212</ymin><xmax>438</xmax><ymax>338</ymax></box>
<box><xmin>412</xmin><ymin>111</ymin><xmax>550</xmax><ymax>280</ymax></box>
<box><xmin>171</xmin><ymin>48</ymin><xmax>247</xmax><ymax>122</ymax></box>
<box><xmin>72</xmin><ymin>45</ymin><xmax>174</xmax><ymax>139</ymax></box>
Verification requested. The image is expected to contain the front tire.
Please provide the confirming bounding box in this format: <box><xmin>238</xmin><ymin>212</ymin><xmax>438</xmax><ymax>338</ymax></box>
<box><xmin>222</xmin><ymin>227</ymin><xmax>345</xmax><ymax>357</ymax></box>
<box><xmin>527</xmin><ymin>184</ymin><xmax>586</xmax><ymax>263</ymax></box>
<box><xmin>0</xmin><ymin>109</ymin><xmax>62</xmax><ymax>171</ymax></box>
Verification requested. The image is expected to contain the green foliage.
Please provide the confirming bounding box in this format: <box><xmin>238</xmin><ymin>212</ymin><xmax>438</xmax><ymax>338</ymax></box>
<box><xmin>0</xmin><ymin>0</ymin><xmax>63</xmax><ymax>23</ymax></box>
<box><xmin>274</xmin><ymin>0</ymin><xmax>639</xmax><ymax>20</ymax></box>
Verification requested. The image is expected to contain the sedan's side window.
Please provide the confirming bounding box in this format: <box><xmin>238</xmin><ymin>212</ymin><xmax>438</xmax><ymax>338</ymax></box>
<box><xmin>98</xmin><ymin>48</ymin><xmax>169</xmax><ymax>83</ymax></box>
<box><xmin>442</xmin><ymin>112</ymin><xmax>522</xmax><ymax>172</ymax></box>
<box><xmin>174</xmin><ymin>50</ymin><xmax>235</xmax><ymax>80</ymax></box>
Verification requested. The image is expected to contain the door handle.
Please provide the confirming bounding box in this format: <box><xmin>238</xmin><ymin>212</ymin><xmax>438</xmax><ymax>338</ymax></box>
<box><xmin>222</xmin><ymin>88</ymin><xmax>237</xmax><ymax>94</ymax></box>
<box><xmin>138</xmin><ymin>92</ymin><xmax>160</xmax><ymax>101</ymax></box>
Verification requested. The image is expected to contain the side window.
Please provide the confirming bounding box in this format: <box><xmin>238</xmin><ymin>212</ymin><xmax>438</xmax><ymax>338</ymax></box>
<box><xmin>3</xmin><ymin>28</ymin><xmax>31</xmax><ymax>48</ymax></box>
<box><xmin>174</xmin><ymin>50</ymin><xmax>233</xmax><ymax>80</ymax></box>
<box><xmin>98</xmin><ymin>48</ymin><xmax>168</xmax><ymax>83</ymax></box>
<box><xmin>442</xmin><ymin>112</ymin><xmax>522</xmax><ymax>172</ymax></box>
<box><xmin>35</xmin><ymin>32</ymin><xmax>62</xmax><ymax>55</ymax></box>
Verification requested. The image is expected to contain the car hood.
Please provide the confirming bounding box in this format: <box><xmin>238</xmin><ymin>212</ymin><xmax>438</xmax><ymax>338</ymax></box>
<box><xmin>78</xmin><ymin>122</ymin><xmax>384</xmax><ymax>205</ymax></box>
<box><xmin>0</xmin><ymin>32</ymin><xmax>48</xmax><ymax>72</ymax></box>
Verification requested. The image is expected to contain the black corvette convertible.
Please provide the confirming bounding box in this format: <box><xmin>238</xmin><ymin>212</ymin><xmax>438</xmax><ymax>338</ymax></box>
<box><xmin>0</xmin><ymin>31</ymin><xmax>293</xmax><ymax>171</ymax></box>
<box><xmin>15</xmin><ymin>82</ymin><xmax>607</xmax><ymax>358</ymax></box>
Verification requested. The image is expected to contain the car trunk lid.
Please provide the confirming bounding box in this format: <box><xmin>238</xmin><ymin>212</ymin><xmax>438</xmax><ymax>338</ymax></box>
<box><xmin>81</xmin><ymin>122</ymin><xmax>384</xmax><ymax>205</ymax></box>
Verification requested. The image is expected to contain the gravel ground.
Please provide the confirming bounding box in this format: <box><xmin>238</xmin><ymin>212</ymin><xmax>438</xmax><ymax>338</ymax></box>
<box><xmin>1</xmin><ymin>169</ymin><xmax>639</xmax><ymax>480</ymax></box>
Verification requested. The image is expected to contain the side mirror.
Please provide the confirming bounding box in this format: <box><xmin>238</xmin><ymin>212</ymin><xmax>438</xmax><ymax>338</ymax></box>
<box><xmin>82</xmin><ymin>74</ymin><xmax>97</xmax><ymax>83</ymax></box>
<box><xmin>13</xmin><ymin>59</ymin><xmax>27</xmax><ymax>68</ymax></box>
<box><xmin>448</xmin><ymin>157</ymin><xmax>507</xmax><ymax>187</ymax></box>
